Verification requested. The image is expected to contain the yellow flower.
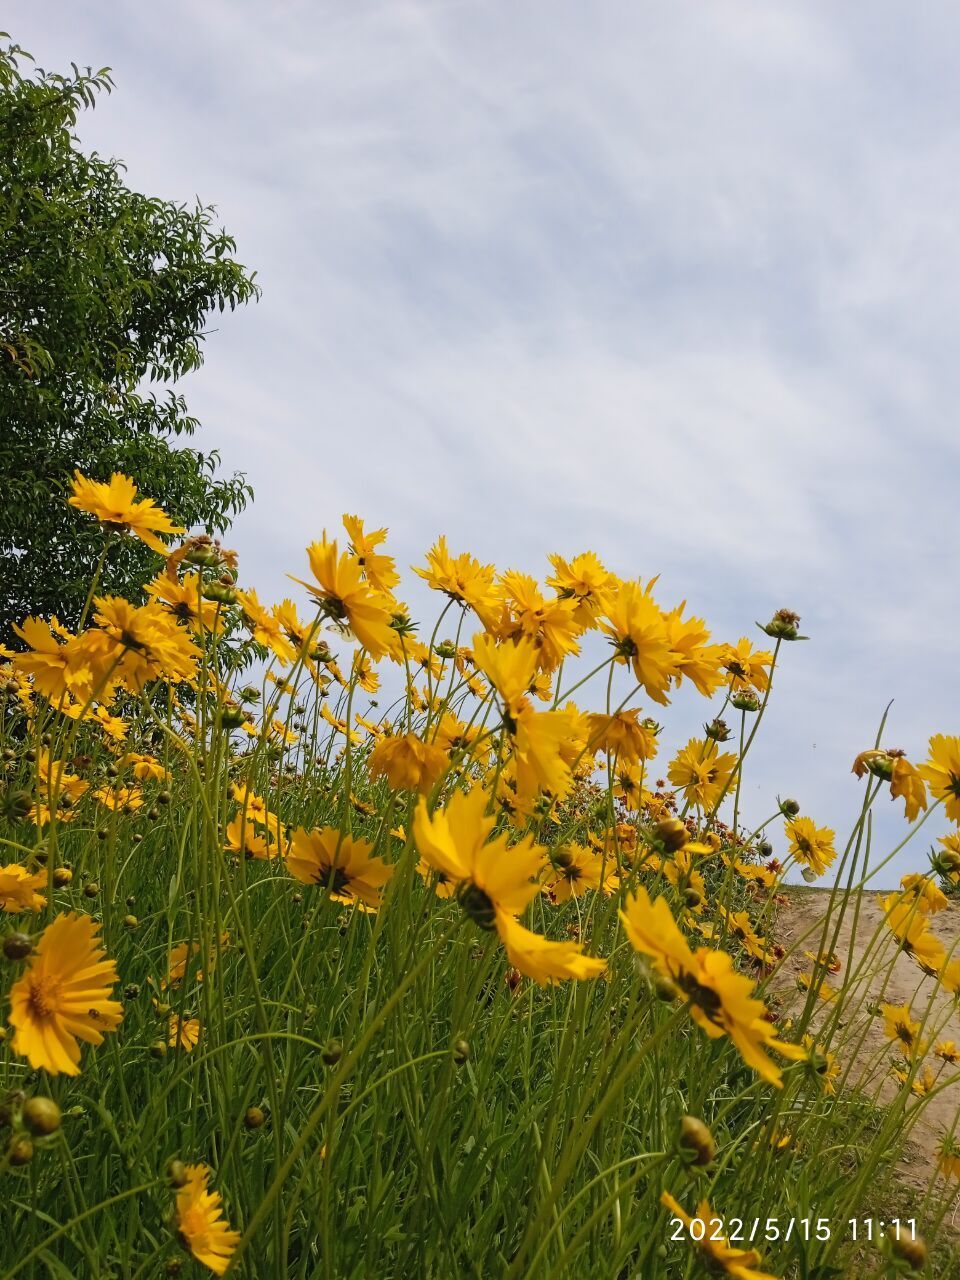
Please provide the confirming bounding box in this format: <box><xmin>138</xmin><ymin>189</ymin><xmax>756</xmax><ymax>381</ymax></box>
<box><xmin>8</xmin><ymin>913</ymin><xmax>123</xmax><ymax>1075</ymax></box>
<box><xmin>225</xmin><ymin>816</ymin><xmax>280</xmax><ymax>860</ymax></box>
<box><xmin>899</xmin><ymin>874</ymin><xmax>949</xmax><ymax>915</ymax></box>
<box><xmin>293</xmin><ymin>536</ymin><xmax>397</xmax><ymax>659</ymax></box>
<box><xmin>721</xmin><ymin>637</ymin><xmax>772</xmax><ymax>694</ymax></box>
<box><xmin>285</xmin><ymin>827</ymin><xmax>393</xmax><ymax>912</ymax></box>
<box><xmin>546</xmin><ymin>552</ymin><xmax>616</xmax><ymax>626</ymax></box>
<box><xmin>175</xmin><ymin>1164</ymin><xmax>241</xmax><ymax>1276</ymax></box>
<box><xmin>880</xmin><ymin>892</ymin><xmax>947</xmax><ymax>975</ymax></box>
<box><xmin>11</xmin><ymin>616</ymin><xmax>93</xmax><ymax>703</ymax></box>
<box><xmin>414</xmin><ymin>538</ymin><xmax>501</xmax><ymax>629</ymax></box>
<box><xmin>145</xmin><ymin>570</ymin><xmax>221</xmax><ymax>633</ymax></box>
<box><xmin>668</xmin><ymin>738</ymin><xmax>736</xmax><ymax>811</ymax></box>
<box><xmin>620</xmin><ymin>887</ymin><xmax>801</xmax><ymax>1087</ymax></box>
<box><xmin>784</xmin><ymin>816</ymin><xmax>836</xmax><ymax>878</ymax></box>
<box><xmin>0</xmin><ymin>863</ymin><xmax>47</xmax><ymax>913</ymax></box>
<box><xmin>546</xmin><ymin>844</ymin><xmax>618</xmax><ymax>901</ymax></box>
<box><xmin>935</xmin><ymin>1040</ymin><xmax>960</xmax><ymax>1064</ymax></box>
<box><xmin>91</xmin><ymin>596</ymin><xmax>199</xmax><ymax>691</ymax></box>
<box><xmin>498</xmin><ymin>571</ymin><xmax>582</xmax><ymax>672</ymax></box>
<box><xmin>920</xmin><ymin>735</ymin><xmax>960</xmax><ymax>823</ymax></box>
<box><xmin>495</xmin><ymin>909</ymin><xmax>606</xmax><ymax>984</ymax></box>
<box><xmin>342</xmin><ymin>513</ymin><xmax>399</xmax><ymax>593</ymax></box>
<box><xmin>413</xmin><ymin>786</ymin><xmax>544</xmax><ymax>921</ymax></box>
<box><xmin>890</xmin><ymin>757</ymin><xmax>928</xmax><ymax>823</ymax></box>
<box><xmin>68</xmin><ymin>471</ymin><xmax>183</xmax><ymax>553</ymax></box>
<box><xmin>587</xmin><ymin>709</ymin><xmax>658</xmax><ymax>764</ymax></box>
<box><xmin>369</xmin><ymin>733</ymin><xmax>448</xmax><ymax>794</ymax></box>
<box><xmin>169</xmin><ymin>1014</ymin><xmax>201</xmax><ymax>1052</ymax></box>
<box><xmin>881</xmin><ymin>1003</ymin><xmax>926</xmax><ymax>1057</ymax></box>
<box><xmin>236</xmin><ymin>588</ymin><xmax>297</xmax><ymax>665</ymax></box>
<box><xmin>598</xmin><ymin>581</ymin><xmax>677</xmax><ymax>705</ymax></box>
<box><xmin>937</xmin><ymin>1137</ymin><xmax>960</xmax><ymax>1180</ymax></box>
<box><xmin>661</xmin><ymin>1191</ymin><xmax>780</xmax><ymax>1280</ymax></box>
<box><xmin>664</xmin><ymin>607</ymin><xmax>727</xmax><ymax>697</ymax></box>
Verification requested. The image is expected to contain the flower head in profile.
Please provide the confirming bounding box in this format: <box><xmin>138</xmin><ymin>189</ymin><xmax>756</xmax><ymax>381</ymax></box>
<box><xmin>414</xmin><ymin>538</ymin><xmax>501</xmax><ymax>629</ymax></box>
<box><xmin>661</xmin><ymin>1191</ymin><xmax>779</xmax><ymax>1280</ymax></box>
<box><xmin>69</xmin><ymin>471</ymin><xmax>183</xmax><ymax>553</ymax></box>
<box><xmin>292</xmin><ymin>536</ymin><xmax>397</xmax><ymax>659</ymax></box>
<box><xmin>598</xmin><ymin>581</ymin><xmax>677</xmax><ymax>705</ymax></box>
<box><xmin>721</xmin><ymin>637</ymin><xmax>772</xmax><ymax>695</ymax></box>
<box><xmin>285</xmin><ymin>827</ymin><xmax>393</xmax><ymax>911</ymax></box>
<box><xmin>11</xmin><ymin>617</ymin><xmax>94</xmax><ymax>704</ymax></box>
<box><xmin>169</xmin><ymin>1014</ymin><xmax>201</xmax><ymax>1052</ymax></box>
<box><xmin>784</xmin><ymin>816</ymin><xmax>836</xmax><ymax>879</ymax></box>
<box><xmin>369</xmin><ymin>732</ymin><xmax>448</xmax><ymax>794</ymax></box>
<box><xmin>881</xmin><ymin>1003</ymin><xmax>927</xmax><ymax>1058</ymax></box>
<box><xmin>0</xmin><ymin>863</ymin><xmax>47</xmax><ymax>913</ymax></box>
<box><xmin>175</xmin><ymin>1164</ymin><xmax>241</xmax><ymax>1276</ymax></box>
<box><xmin>853</xmin><ymin>748</ymin><xmax>928</xmax><ymax>822</ymax></box>
<box><xmin>546</xmin><ymin>551</ymin><xmax>616</xmax><ymax>626</ymax></box>
<box><xmin>880</xmin><ymin>891</ymin><xmax>947</xmax><ymax>975</ymax></box>
<box><xmin>620</xmin><ymin>887</ymin><xmax>801</xmax><ymax>1087</ymax></box>
<box><xmin>588</xmin><ymin>709</ymin><xmax>658</xmax><ymax>764</ymax></box>
<box><xmin>920</xmin><ymin>735</ymin><xmax>960</xmax><ymax>824</ymax></box>
<box><xmin>342</xmin><ymin>513</ymin><xmax>399</xmax><ymax>593</ymax></box>
<box><xmin>8</xmin><ymin>912</ymin><xmax>123</xmax><ymax>1075</ymax></box>
<box><xmin>899</xmin><ymin>873</ymin><xmax>949</xmax><ymax>915</ymax></box>
<box><xmin>497</xmin><ymin>571</ymin><xmax>582</xmax><ymax>672</ymax></box>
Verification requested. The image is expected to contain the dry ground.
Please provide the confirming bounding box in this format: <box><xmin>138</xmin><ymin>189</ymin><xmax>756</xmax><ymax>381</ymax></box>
<box><xmin>775</xmin><ymin>886</ymin><xmax>960</xmax><ymax>1224</ymax></box>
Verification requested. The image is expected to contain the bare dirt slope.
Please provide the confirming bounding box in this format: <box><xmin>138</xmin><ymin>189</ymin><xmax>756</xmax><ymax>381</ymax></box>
<box><xmin>775</xmin><ymin>886</ymin><xmax>960</xmax><ymax>1209</ymax></box>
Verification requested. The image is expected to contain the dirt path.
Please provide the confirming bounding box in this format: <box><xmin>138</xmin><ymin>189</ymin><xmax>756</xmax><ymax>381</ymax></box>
<box><xmin>775</xmin><ymin>887</ymin><xmax>960</xmax><ymax>1213</ymax></box>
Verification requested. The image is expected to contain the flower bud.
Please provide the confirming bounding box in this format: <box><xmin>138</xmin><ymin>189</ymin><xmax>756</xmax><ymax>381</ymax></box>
<box><xmin>123</xmin><ymin>914</ymin><xmax>139</xmax><ymax>930</ymax></box>
<box><xmin>322</xmin><ymin>1041</ymin><xmax>343</xmax><ymax>1066</ymax></box>
<box><xmin>202</xmin><ymin>581</ymin><xmax>238</xmax><ymax>605</ymax></box>
<box><xmin>84</xmin><ymin>882</ymin><xmax>100</xmax><ymax>898</ymax></box>
<box><xmin>22</xmin><ymin>1097</ymin><xmax>62</xmax><ymax>1136</ymax></box>
<box><xmin>1</xmin><ymin>788</ymin><xmax>33</xmax><ymax>821</ymax></box>
<box><xmin>124</xmin><ymin>984</ymin><xmax>140</xmax><ymax>1000</ymax></box>
<box><xmin>679</xmin><ymin>1115</ymin><xmax>716</xmax><ymax>1166</ymax></box>
<box><xmin>52</xmin><ymin>866</ymin><xmax>73</xmax><ymax>887</ymax></box>
<box><xmin>683</xmin><ymin>888</ymin><xmax>702</xmax><ymax>908</ymax></box>
<box><xmin>166</xmin><ymin>1158</ymin><xmax>188</xmax><ymax>1187</ymax></box>
<box><xmin>704</xmin><ymin>718</ymin><xmax>731</xmax><ymax>742</ymax></box>
<box><xmin>220</xmin><ymin>707</ymin><xmax>246</xmax><ymax>730</ymax></box>
<box><xmin>779</xmin><ymin>798</ymin><xmax>800</xmax><ymax>817</ymax></box>
<box><xmin>652</xmin><ymin>974</ymin><xmax>679</xmax><ymax>1002</ymax></box>
<box><xmin>731</xmin><ymin>690</ymin><xmax>760</xmax><ymax>713</ymax></box>
<box><xmin>244</xmin><ymin>1106</ymin><xmax>266</xmax><ymax>1130</ymax></box>
<box><xmin>757</xmin><ymin>840</ymin><xmax>773</xmax><ymax>857</ymax></box>
<box><xmin>760</xmin><ymin>609</ymin><xmax>802</xmax><ymax>640</ymax></box>
<box><xmin>3</xmin><ymin>932</ymin><xmax>33</xmax><ymax>961</ymax></box>
<box><xmin>150</xmin><ymin>1040</ymin><xmax>168</xmax><ymax>1059</ymax></box>
<box><xmin>7</xmin><ymin>1134</ymin><xmax>34</xmax><ymax>1165</ymax></box>
<box><xmin>453</xmin><ymin>1038</ymin><xmax>470</xmax><ymax>1065</ymax></box>
<box><xmin>654</xmin><ymin>816</ymin><xmax>689</xmax><ymax>854</ymax></box>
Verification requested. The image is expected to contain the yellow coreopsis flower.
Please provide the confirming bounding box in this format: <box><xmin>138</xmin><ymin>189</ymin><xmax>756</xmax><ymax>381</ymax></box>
<box><xmin>546</xmin><ymin>551</ymin><xmax>616</xmax><ymax>626</ymax></box>
<box><xmin>620</xmin><ymin>887</ymin><xmax>801</xmax><ymax>1087</ymax></box>
<box><xmin>920</xmin><ymin>735</ymin><xmax>960</xmax><ymax>824</ymax></box>
<box><xmin>588</xmin><ymin>708</ymin><xmax>658</xmax><ymax>764</ymax></box>
<box><xmin>784</xmin><ymin>816</ymin><xmax>836</xmax><ymax>878</ymax></box>
<box><xmin>880</xmin><ymin>891</ymin><xmax>947</xmax><ymax>975</ymax></box>
<box><xmin>68</xmin><ymin>471</ymin><xmax>183</xmax><ymax>553</ymax></box>
<box><xmin>174</xmin><ymin>1164</ymin><xmax>241</xmax><ymax>1276</ymax></box>
<box><xmin>285</xmin><ymin>827</ymin><xmax>393</xmax><ymax>911</ymax></box>
<box><xmin>342</xmin><ymin>513</ymin><xmax>399</xmax><ymax>593</ymax></box>
<box><xmin>169</xmin><ymin>1014</ymin><xmax>201</xmax><ymax>1052</ymax></box>
<box><xmin>882</xmin><ymin>1003</ymin><xmax>926</xmax><ymax>1058</ymax></box>
<box><xmin>0</xmin><ymin>863</ymin><xmax>47</xmax><ymax>912</ymax></box>
<box><xmin>900</xmin><ymin>873</ymin><xmax>949</xmax><ymax>915</ymax></box>
<box><xmin>598</xmin><ymin>581</ymin><xmax>677</xmax><ymax>705</ymax></box>
<box><xmin>11</xmin><ymin>616</ymin><xmax>93</xmax><ymax>704</ymax></box>
<box><xmin>8</xmin><ymin>913</ymin><xmax>123</xmax><ymax>1075</ymax></box>
<box><xmin>293</xmin><ymin>536</ymin><xmax>398</xmax><ymax>660</ymax></box>
<box><xmin>91</xmin><ymin>596</ymin><xmax>198</xmax><ymax>691</ymax></box>
<box><xmin>661</xmin><ymin>1191</ymin><xmax>780</xmax><ymax>1280</ymax></box>
<box><xmin>546</xmin><ymin>844</ymin><xmax>619</xmax><ymax>902</ymax></box>
<box><xmin>236</xmin><ymin>588</ymin><xmax>297</xmax><ymax>665</ymax></box>
<box><xmin>721</xmin><ymin>637</ymin><xmax>772</xmax><ymax>694</ymax></box>
<box><xmin>145</xmin><ymin>570</ymin><xmax>221</xmax><ymax>634</ymax></box>
<box><xmin>668</xmin><ymin>738</ymin><xmax>737</xmax><ymax>811</ymax></box>
<box><xmin>664</xmin><ymin>607</ymin><xmax>727</xmax><ymax>697</ymax></box>
<box><xmin>498</xmin><ymin>571</ymin><xmax>582</xmax><ymax>672</ymax></box>
<box><xmin>414</xmin><ymin>538</ymin><xmax>501</xmax><ymax>629</ymax></box>
<box><xmin>369</xmin><ymin>732</ymin><xmax>448</xmax><ymax>794</ymax></box>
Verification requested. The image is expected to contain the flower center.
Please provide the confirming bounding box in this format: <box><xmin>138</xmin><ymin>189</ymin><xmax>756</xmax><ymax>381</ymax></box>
<box><xmin>457</xmin><ymin>881</ymin><xmax>497</xmax><ymax>930</ymax></box>
<box><xmin>28</xmin><ymin>974</ymin><xmax>62</xmax><ymax>1019</ymax></box>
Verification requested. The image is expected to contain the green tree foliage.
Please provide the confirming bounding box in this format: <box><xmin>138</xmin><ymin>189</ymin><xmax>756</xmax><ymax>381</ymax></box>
<box><xmin>0</xmin><ymin>36</ymin><xmax>259</xmax><ymax>641</ymax></box>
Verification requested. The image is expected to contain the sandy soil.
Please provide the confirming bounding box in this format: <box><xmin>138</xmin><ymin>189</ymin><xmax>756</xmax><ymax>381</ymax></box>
<box><xmin>775</xmin><ymin>886</ymin><xmax>960</xmax><ymax>1211</ymax></box>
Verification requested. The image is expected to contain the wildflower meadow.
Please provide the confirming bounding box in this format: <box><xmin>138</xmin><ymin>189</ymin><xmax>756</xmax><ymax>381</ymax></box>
<box><xmin>1</xmin><ymin>472</ymin><xmax>959</xmax><ymax>1277</ymax></box>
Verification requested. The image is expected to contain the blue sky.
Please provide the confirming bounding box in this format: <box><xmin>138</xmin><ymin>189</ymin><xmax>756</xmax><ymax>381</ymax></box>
<box><xmin>15</xmin><ymin>2</ymin><xmax>960</xmax><ymax>883</ymax></box>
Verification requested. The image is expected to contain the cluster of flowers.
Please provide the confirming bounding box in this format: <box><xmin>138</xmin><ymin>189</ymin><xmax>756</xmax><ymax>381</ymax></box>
<box><xmin>3</xmin><ymin>471</ymin><xmax>960</xmax><ymax>1275</ymax></box>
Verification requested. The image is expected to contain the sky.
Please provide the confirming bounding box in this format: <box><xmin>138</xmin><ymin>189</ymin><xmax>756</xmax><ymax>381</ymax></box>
<box><xmin>13</xmin><ymin>1</ymin><xmax>960</xmax><ymax>884</ymax></box>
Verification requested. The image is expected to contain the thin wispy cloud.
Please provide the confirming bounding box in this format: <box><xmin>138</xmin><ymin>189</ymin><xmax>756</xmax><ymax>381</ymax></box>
<box><xmin>15</xmin><ymin>0</ymin><xmax>960</xmax><ymax>879</ymax></box>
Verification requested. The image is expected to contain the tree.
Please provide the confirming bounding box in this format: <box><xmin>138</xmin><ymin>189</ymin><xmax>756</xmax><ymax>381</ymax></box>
<box><xmin>0</xmin><ymin>36</ymin><xmax>259</xmax><ymax>641</ymax></box>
